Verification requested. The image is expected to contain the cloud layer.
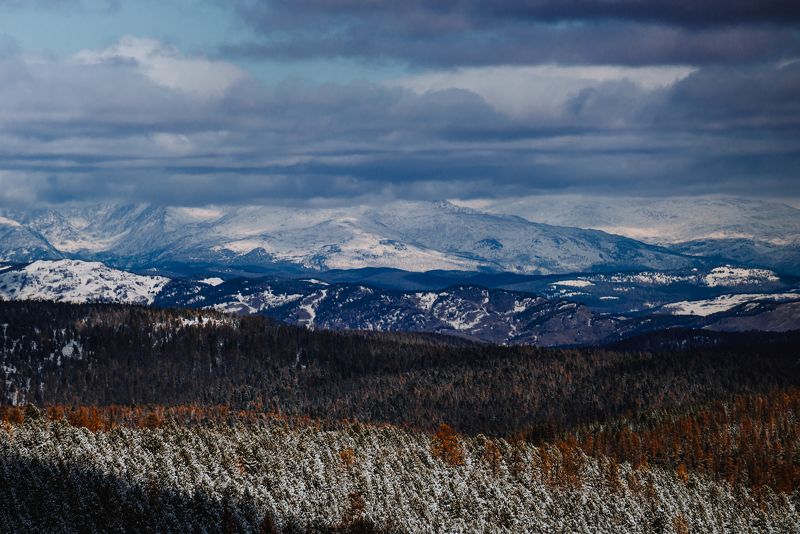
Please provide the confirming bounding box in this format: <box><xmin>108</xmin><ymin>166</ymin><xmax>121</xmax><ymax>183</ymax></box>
<box><xmin>0</xmin><ymin>0</ymin><xmax>797</xmax><ymax>206</ymax></box>
<box><xmin>0</xmin><ymin>32</ymin><xmax>797</xmax><ymax>206</ymax></box>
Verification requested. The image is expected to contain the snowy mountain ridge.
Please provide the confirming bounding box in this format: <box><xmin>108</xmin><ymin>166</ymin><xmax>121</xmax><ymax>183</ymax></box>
<box><xmin>0</xmin><ymin>201</ymin><xmax>704</xmax><ymax>275</ymax></box>
<box><xmin>461</xmin><ymin>196</ymin><xmax>800</xmax><ymax>274</ymax></box>
<box><xmin>463</xmin><ymin>196</ymin><xmax>800</xmax><ymax>245</ymax></box>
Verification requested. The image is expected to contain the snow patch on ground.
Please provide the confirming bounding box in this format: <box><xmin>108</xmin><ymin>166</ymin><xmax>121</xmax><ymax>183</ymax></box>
<box><xmin>258</xmin><ymin>288</ymin><xmax>303</xmax><ymax>308</ymax></box>
<box><xmin>512</xmin><ymin>298</ymin><xmax>535</xmax><ymax>313</ymax></box>
<box><xmin>199</xmin><ymin>277</ymin><xmax>225</xmax><ymax>287</ymax></box>
<box><xmin>209</xmin><ymin>287</ymin><xmax>304</xmax><ymax>315</ymax></box>
<box><xmin>438</xmin><ymin>307</ymin><xmax>487</xmax><ymax>331</ymax></box>
<box><xmin>300</xmin><ymin>279</ymin><xmax>329</xmax><ymax>286</ymax></box>
<box><xmin>415</xmin><ymin>292</ymin><xmax>438</xmax><ymax>311</ymax></box>
<box><xmin>49</xmin><ymin>232</ymin><xmax>128</xmax><ymax>253</ymax></box>
<box><xmin>211</xmin><ymin>296</ymin><xmax>258</xmax><ymax>315</ymax></box>
<box><xmin>431</xmin><ymin>296</ymin><xmax>489</xmax><ymax>331</ymax></box>
<box><xmin>297</xmin><ymin>289</ymin><xmax>328</xmax><ymax>330</ymax></box>
<box><xmin>61</xmin><ymin>341</ymin><xmax>81</xmax><ymax>359</ymax></box>
<box><xmin>601</xmin><ymin>272</ymin><xmax>692</xmax><ymax>285</ymax></box>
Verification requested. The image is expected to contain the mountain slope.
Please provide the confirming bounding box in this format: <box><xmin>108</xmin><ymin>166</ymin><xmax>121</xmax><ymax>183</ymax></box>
<box><xmin>0</xmin><ymin>215</ymin><xmax>62</xmax><ymax>262</ymax></box>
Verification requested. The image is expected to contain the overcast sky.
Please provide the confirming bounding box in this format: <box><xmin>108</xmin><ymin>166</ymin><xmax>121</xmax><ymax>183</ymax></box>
<box><xmin>0</xmin><ymin>0</ymin><xmax>797</xmax><ymax>206</ymax></box>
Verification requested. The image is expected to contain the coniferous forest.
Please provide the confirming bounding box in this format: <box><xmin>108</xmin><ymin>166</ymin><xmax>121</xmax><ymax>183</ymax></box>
<box><xmin>1</xmin><ymin>300</ymin><xmax>799</xmax><ymax>532</ymax></box>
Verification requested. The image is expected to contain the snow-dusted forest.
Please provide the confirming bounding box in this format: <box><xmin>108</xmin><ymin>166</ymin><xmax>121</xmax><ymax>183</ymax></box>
<box><xmin>3</xmin><ymin>409</ymin><xmax>798</xmax><ymax>533</ymax></box>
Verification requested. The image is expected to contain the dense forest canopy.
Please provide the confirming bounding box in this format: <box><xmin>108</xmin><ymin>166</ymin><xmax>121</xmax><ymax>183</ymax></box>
<box><xmin>2</xmin><ymin>301</ymin><xmax>799</xmax><ymax>438</ymax></box>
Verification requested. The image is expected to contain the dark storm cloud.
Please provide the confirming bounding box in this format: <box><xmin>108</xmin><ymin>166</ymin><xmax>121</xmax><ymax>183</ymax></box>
<box><xmin>222</xmin><ymin>0</ymin><xmax>800</xmax><ymax>67</ymax></box>
<box><xmin>664</xmin><ymin>63</ymin><xmax>800</xmax><ymax>126</ymax></box>
<box><xmin>225</xmin><ymin>23</ymin><xmax>800</xmax><ymax>68</ymax></box>
<box><xmin>235</xmin><ymin>0</ymin><xmax>800</xmax><ymax>28</ymax></box>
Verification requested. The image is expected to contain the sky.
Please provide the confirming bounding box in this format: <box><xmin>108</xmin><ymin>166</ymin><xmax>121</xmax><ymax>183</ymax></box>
<box><xmin>0</xmin><ymin>0</ymin><xmax>798</xmax><ymax>206</ymax></box>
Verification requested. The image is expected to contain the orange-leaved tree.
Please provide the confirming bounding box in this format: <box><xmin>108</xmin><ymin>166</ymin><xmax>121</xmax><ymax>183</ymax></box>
<box><xmin>431</xmin><ymin>424</ymin><xmax>465</xmax><ymax>466</ymax></box>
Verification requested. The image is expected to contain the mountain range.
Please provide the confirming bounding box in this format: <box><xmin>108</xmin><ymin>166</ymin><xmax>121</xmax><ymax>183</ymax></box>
<box><xmin>1</xmin><ymin>198</ymin><xmax>797</xmax><ymax>346</ymax></box>
<box><xmin>462</xmin><ymin>196</ymin><xmax>800</xmax><ymax>274</ymax></box>
<box><xmin>0</xmin><ymin>201</ymin><xmax>719</xmax><ymax>275</ymax></box>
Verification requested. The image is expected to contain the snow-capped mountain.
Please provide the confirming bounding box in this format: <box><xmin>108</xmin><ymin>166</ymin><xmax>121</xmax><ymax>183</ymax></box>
<box><xmin>461</xmin><ymin>196</ymin><xmax>800</xmax><ymax>274</ymax></box>
<box><xmin>3</xmin><ymin>260</ymin><xmax>797</xmax><ymax>346</ymax></box>
<box><xmin>0</xmin><ymin>201</ymin><xmax>703</xmax><ymax>275</ymax></box>
<box><xmin>0</xmin><ymin>260</ymin><xmax>168</xmax><ymax>305</ymax></box>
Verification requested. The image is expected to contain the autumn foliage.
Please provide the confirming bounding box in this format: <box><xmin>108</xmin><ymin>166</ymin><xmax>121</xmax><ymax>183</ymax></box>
<box><xmin>570</xmin><ymin>388</ymin><xmax>800</xmax><ymax>493</ymax></box>
<box><xmin>339</xmin><ymin>447</ymin><xmax>356</xmax><ymax>467</ymax></box>
<box><xmin>431</xmin><ymin>424</ymin><xmax>465</xmax><ymax>466</ymax></box>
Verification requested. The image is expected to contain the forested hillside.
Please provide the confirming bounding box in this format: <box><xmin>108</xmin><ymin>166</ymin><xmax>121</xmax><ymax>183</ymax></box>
<box><xmin>2</xmin><ymin>301</ymin><xmax>800</xmax><ymax>438</ymax></box>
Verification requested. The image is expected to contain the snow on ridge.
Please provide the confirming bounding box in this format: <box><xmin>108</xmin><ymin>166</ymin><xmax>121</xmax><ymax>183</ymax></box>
<box><xmin>210</xmin><ymin>287</ymin><xmax>304</xmax><ymax>315</ymax></box>
<box><xmin>0</xmin><ymin>259</ymin><xmax>169</xmax><ymax>305</ymax></box>
<box><xmin>213</xmin><ymin>225</ymin><xmax>481</xmax><ymax>273</ymax></box>
<box><xmin>0</xmin><ymin>216</ymin><xmax>21</xmax><ymax>228</ymax></box>
<box><xmin>551</xmin><ymin>279</ymin><xmax>593</xmax><ymax>288</ymax></box>
<box><xmin>592</xmin><ymin>266</ymin><xmax>780</xmax><ymax>288</ymax></box>
<box><xmin>662</xmin><ymin>292</ymin><xmax>800</xmax><ymax>317</ymax></box>
<box><xmin>300</xmin><ymin>278</ymin><xmax>329</xmax><ymax>286</ymax></box>
<box><xmin>169</xmin><ymin>207</ymin><xmax>224</xmax><ymax>222</ymax></box>
<box><xmin>199</xmin><ymin>277</ymin><xmax>225</xmax><ymax>287</ymax></box>
<box><xmin>703</xmin><ymin>266</ymin><xmax>779</xmax><ymax>287</ymax></box>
